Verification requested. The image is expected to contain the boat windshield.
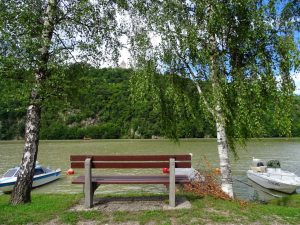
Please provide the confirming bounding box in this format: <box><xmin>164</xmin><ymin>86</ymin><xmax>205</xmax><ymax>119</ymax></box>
<box><xmin>43</xmin><ymin>168</ymin><xmax>52</xmax><ymax>173</ymax></box>
<box><xmin>34</xmin><ymin>168</ymin><xmax>45</xmax><ymax>176</ymax></box>
<box><xmin>3</xmin><ymin>169</ymin><xmax>18</xmax><ymax>178</ymax></box>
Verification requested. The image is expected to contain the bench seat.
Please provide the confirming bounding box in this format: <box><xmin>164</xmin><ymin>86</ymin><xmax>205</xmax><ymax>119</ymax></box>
<box><xmin>70</xmin><ymin>154</ymin><xmax>192</xmax><ymax>208</ymax></box>
<box><xmin>72</xmin><ymin>175</ymin><xmax>190</xmax><ymax>185</ymax></box>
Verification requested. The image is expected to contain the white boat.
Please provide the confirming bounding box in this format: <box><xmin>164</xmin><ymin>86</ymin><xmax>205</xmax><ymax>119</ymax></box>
<box><xmin>0</xmin><ymin>163</ymin><xmax>61</xmax><ymax>193</ymax></box>
<box><xmin>247</xmin><ymin>158</ymin><xmax>300</xmax><ymax>194</ymax></box>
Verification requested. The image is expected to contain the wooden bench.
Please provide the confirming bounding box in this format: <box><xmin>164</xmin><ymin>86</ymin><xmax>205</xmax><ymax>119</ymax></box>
<box><xmin>70</xmin><ymin>155</ymin><xmax>192</xmax><ymax>208</ymax></box>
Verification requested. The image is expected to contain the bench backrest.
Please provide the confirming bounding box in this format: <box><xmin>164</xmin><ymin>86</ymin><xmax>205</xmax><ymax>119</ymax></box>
<box><xmin>70</xmin><ymin>155</ymin><xmax>191</xmax><ymax>169</ymax></box>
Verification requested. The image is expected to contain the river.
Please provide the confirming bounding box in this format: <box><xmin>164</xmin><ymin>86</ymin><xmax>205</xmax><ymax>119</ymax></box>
<box><xmin>0</xmin><ymin>138</ymin><xmax>299</xmax><ymax>201</ymax></box>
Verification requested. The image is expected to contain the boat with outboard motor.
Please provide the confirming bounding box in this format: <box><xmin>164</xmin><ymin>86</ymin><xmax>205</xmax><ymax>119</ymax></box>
<box><xmin>0</xmin><ymin>163</ymin><xmax>61</xmax><ymax>193</ymax></box>
<box><xmin>247</xmin><ymin>158</ymin><xmax>300</xmax><ymax>194</ymax></box>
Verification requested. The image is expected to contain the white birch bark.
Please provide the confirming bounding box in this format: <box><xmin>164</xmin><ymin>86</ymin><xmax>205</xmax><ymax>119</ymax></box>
<box><xmin>209</xmin><ymin>32</ymin><xmax>234</xmax><ymax>198</ymax></box>
<box><xmin>10</xmin><ymin>0</ymin><xmax>57</xmax><ymax>204</ymax></box>
<box><xmin>215</xmin><ymin>110</ymin><xmax>234</xmax><ymax>198</ymax></box>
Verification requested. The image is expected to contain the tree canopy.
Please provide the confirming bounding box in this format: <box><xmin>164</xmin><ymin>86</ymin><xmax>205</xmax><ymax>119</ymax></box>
<box><xmin>130</xmin><ymin>0</ymin><xmax>299</xmax><ymax>146</ymax></box>
<box><xmin>128</xmin><ymin>0</ymin><xmax>299</xmax><ymax>197</ymax></box>
<box><xmin>0</xmin><ymin>0</ymin><xmax>127</xmax><ymax>204</ymax></box>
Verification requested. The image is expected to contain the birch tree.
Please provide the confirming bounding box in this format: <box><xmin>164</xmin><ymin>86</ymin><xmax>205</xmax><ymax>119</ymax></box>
<box><xmin>130</xmin><ymin>0</ymin><xmax>298</xmax><ymax>197</ymax></box>
<box><xmin>0</xmin><ymin>0</ymin><xmax>124</xmax><ymax>204</ymax></box>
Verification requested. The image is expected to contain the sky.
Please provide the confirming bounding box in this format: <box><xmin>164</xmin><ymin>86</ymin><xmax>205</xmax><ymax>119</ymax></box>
<box><xmin>293</xmin><ymin>71</ymin><xmax>300</xmax><ymax>95</ymax></box>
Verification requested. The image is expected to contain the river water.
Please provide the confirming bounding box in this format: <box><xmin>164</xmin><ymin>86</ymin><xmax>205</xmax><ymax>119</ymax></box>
<box><xmin>0</xmin><ymin>139</ymin><xmax>299</xmax><ymax>201</ymax></box>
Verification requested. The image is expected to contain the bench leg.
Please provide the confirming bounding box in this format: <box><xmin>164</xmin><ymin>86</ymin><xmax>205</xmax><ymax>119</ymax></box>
<box><xmin>85</xmin><ymin>158</ymin><xmax>93</xmax><ymax>208</ymax></box>
<box><xmin>92</xmin><ymin>183</ymin><xmax>99</xmax><ymax>193</ymax></box>
<box><xmin>169</xmin><ymin>158</ymin><xmax>176</xmax><ymax>207</ymax></box>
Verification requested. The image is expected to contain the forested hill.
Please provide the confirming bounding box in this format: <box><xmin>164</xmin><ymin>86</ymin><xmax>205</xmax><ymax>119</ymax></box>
<box><xmin>0</xmin><ymin>64</ymin><xmax>299</xmax><ymax>140</ymax></box>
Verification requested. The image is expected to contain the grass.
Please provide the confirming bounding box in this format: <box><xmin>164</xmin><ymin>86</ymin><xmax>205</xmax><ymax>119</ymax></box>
<box><xmin>269</xmin><ymin>194</ymin><xmax>300</xmax><ymax>208</ymax></box>
<box><xmin>0</xmin><ymin>194</ymin><xmax>81</xmax><ymax>225</ymax></box>
<box><xmin>0</xmin><ymin>193</ymin><xmax>299</xmax><ymax>225</ymax></box>
<box><xmin>60</xmin><ymin>211</ymin><xmax>105</xmax><ymax>224</ymax></box>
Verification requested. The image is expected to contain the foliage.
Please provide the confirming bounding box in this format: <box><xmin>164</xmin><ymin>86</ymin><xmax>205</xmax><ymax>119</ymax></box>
<box><xmin>0</xmin><ymin>1</ymin><xmax>299</xmax><ymax>143</ymax></box>
<box><xmin>40</xmin><ymin>64</ymin><xmax>133</xmax><ymax>139</ymax></box>
<box><xmin>291</xmin><ymin>95</ymin><xmax>300</xmax><ymax>136</ymax></box>
<box><xmin>1</xmin><ymin>0</ymin><xmax>130</xmax><ymax>204</ymax></box>
<box><xmin>0</xmin><ymin>0</ymin><xmax>123</xmax><ymax>70</ymax></box>
<box><xmin>129</xmin><ymin>0</ymin><xmax>299</xmax><ymax>154</ymax></box>
<box><xmin>0</xmin><ymin>66</ymin><xmax>300</xmax><ymax>140</ymax></box>
<box><xmin>128</xmin><ymin>0</ymin><xmax>299</xmax><ymax>197</ymax></box>
<box><xmin>0</xmin><ymin>68</ymin><xmax>31</xmax><ymax>139</ymax></box>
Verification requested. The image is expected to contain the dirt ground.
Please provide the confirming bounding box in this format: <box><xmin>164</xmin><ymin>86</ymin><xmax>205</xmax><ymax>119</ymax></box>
<box><xmin>70</xmin><ymin>196</ymin><xmax>192</xmax><ymax>212</ymax></box>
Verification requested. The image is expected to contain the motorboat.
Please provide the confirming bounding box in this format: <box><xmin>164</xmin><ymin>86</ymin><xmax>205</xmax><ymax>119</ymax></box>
<box><xmin>0</xmin><ymin>163</ymin><xmax>61</xmax><ymax>193</ymax></box>
<box><xmin>247</xmin><ymin>158</ymin><xmax>300</xmax><ymax>194</ymax></box>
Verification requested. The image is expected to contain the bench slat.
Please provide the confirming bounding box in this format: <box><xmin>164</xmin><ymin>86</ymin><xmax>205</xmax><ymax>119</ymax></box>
<box><xmin>70</xmin><ymin>155</ymin><xmax>191</xmax><ymax>162</ymax></box>
<box><xmin>71</xmin><ymin>161</ymin><xmax>191</xmax><ymax>169</ymax></box>
<box><xmin>72</xmin><ymin>175</ymin><xmax>190</xmax><ymax>185</ymax></box>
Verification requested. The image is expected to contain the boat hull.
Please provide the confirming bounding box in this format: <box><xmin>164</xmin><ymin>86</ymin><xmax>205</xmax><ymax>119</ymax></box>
<box><xmin>247</xmin><ymin>170</ymin><xmax>299</xmax><ymax>194</ymax></box>
<box><xmin>0</xmin><ymin>170</ymin><xmax>61</xmax><ymax>193</ymax></box>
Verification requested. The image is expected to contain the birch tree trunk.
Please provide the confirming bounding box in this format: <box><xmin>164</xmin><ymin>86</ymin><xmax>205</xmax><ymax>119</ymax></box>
<box><xmin>209</xmin><ymin>33</ymin><xmax>234</xmax><ymax>198</ymax></box>
<box><xmin>215</xmin><ymin>111</ymin><xmax>234</xmax><ymax>198</ymax></box>
<box><xmin>10</xmin><ymin>105</ymin><xmax>41</xmax><ymax>204</ymax></box>
<box><xmin>10</xmin><ymin>0</ymin><xmax>57</xmax><ymax>205</ymax></box>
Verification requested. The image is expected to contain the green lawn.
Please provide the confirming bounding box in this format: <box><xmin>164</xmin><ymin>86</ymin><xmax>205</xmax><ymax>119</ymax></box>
<box><xmin>0</xmin><ymin>194</ymin><xmax>81</xmax><ymax>225</ymax></box>
<box><xmin>0</xmin><ymin>193</ymin><xmax>299</xmax><ymax>225</ymax></box>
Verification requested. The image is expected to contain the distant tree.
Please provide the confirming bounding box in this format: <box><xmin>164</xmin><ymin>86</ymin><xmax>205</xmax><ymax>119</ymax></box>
<box><xmin>0</xmin><ymin>0</ymin><xmax>124</xmax><ymax>204</ymax></box>
<box><xmin>0</xmin><ymin>68</ymin><xmax>30</xmax><ymax>139</ymax></box>
<box><xmin>292</xmin><ymin>95</ymin><xmax>300</xmax><ymax>136</ymax></box>
<box><xmin>130</xmin><ymin>0</ymin><xmax>298</xmax><ymax>197</ymax></box>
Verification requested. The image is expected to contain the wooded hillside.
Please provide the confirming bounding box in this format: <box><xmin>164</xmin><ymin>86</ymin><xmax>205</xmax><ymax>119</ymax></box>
<box><xmin>0</xmin><ymin>63</ymin><xmax>299</xmax><ymax>140</ymax></box>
